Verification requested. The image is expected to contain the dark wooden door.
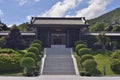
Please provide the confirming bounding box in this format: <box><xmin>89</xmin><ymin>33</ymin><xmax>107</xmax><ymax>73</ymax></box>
<box><xmin>54</xmin><ymin>36</ymin><xmax>62</xmax><ymax>44</ymax></box>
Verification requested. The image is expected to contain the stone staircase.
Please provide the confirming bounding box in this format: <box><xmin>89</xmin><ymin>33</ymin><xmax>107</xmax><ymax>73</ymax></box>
<box><xmin>42</xmin><ymin>45</ymin><xmax>75</xmax><ymax>75</ymax></box>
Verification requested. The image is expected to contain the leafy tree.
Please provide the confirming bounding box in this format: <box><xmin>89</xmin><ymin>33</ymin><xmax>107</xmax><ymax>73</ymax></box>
<box><xmin>17</xmin><ymin>23</ymin><xmax>27</xmax><ymax>31</ymax></box>
<box><xmin>90</xmin><ymin>22</ymin><xmax>108</xmax><ymax>32</ymax></box>
<box><xmin>0</xmin><ymin>21</ymin><xmax>9</xmax><ymax>31</ymax></box>
<box><xmin>96</xmin><ymin>32</ymin><xmax>110</xmax><ymax>50</ymax></box>
<box><xmin>112</xmin><ymin>25</ymin><xmax>120</xmax><ymax>32</ymax></box>
<box><xmin>86</xmin><ymin>36</ymin><xmax>97</xmax><ymax>48</ymax></box>
<box><xmin>5</xmin><ymin>26</ymin><xmax>25</xmax><ymax>50</ymax></box>
<box><xmin>0</xmin><ymin>37</ymin><xmax>5</xmax><ymax>48</ymax></box>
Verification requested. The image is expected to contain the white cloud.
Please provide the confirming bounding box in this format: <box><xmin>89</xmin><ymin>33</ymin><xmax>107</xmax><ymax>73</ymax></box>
<box><xmin>26</xmin><ymin>15</ymin><xmax>35</xmax><ymax>21</ymax></box>
<box><xmin>35</xmin><ymin>0</ymin><xmax>40</xmax><ymax>2</ymax></box>
<box><xmin>8</xmin><ymin>24</ymin><xmax>14</xmax><ymax>27</ymax></box>
<box><xmin>17</xmin><ymin>0</ymin><xmax>40</xmax><ymax>6</ymax></box>
<box><xmin>0</xmin><ymin>9</ymin><xmax>4</xmax><ymax>17</ymax></box>
<box><xmin>18</xmin><ymin>0</ymin><xmax>27</xmax><ymax>6</ymax></box>
<box><xmin>76</xmin><ymin>0</ymin><xmax>112</xmax><ymax>19</ymax></box>
<box><xmin>40</xmin><ymin>0</ymin><xmax>82</xmax><ymax>17</ymax></box>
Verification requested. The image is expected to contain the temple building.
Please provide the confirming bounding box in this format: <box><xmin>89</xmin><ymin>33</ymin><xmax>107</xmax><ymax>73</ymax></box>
<box><xmin>28</xmin><ymin>17</ymin><xmax>89</xmax><ymax>47</ymax></box>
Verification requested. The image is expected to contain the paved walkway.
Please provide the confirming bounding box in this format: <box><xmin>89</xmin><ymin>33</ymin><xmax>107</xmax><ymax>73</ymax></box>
<box><xmin>0</xmin><ymin>75</ymin><xmax>120</xmax><ymax>80</ymax></box>
<box><xmin>42</xmin><ymin>45</ymin><xmax>75</xmax><ymax>75</ymax></box>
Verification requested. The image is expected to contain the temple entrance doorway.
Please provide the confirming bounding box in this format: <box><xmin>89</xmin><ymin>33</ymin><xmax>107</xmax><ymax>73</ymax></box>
<box><xmin>51</xmin><ymin>33</ymin><xmax>66</xmax><ymax>45</ymax></box>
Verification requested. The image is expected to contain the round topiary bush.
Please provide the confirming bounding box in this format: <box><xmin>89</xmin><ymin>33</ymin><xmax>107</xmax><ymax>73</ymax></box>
<box><xmin>78</xmin><ymin>48</ymin><xmax>91</xmax><ymax>56</ymax></box>
<box><xmin>83</xmin><ymin>59</ymin><xmax>97</xmax><ymax>73</ymax></box>
<box><xmin>20</xmin><ymin>57</ymin><xmax>36</xmax><ymax>76</ymax></box>
<box><xmin>30</xmin><ymin>43</ymin><xmax>42</xmax><ymax>50</ymax></box>
<box><xmin>112</xmin><ymin>50</ymin><xmax>120</xmax><ymax>59</ymax></box>
<box><xmin>80</xmin><ymin>54</ymin><xmax>94</xmax><ymax>64</ymax></box>
<box><xmin>27</xmin><ymin>47</ymin><xmax>39</xmax><ymax>56</ymax></box>
<box><xmin>32</xmin><ymin>40</ymin><xmax>42</xmax><ymax>45</ymax></box>
<box><xmin>110</xmin><ymin>59</ymin><xmax>120</xmax><ymax>73</ymax></box>
<box><xmin>20</xmin><ymin>57</ymin><xmax>36</xmax><ymax>68</ymax></box>
<box><xmin>24</xmin><ymin>52</ymin><xmax>37</xmax><ymax>61</ymax></box>
<box><xmin>74</xmin><ymin>41</ymin><xmax>86</xmax><ymax>46</ymax></box>
<box><xmin>75</xmin><ymin>44</ymin><xmax>87</xmax><ymax>53</ymax></box>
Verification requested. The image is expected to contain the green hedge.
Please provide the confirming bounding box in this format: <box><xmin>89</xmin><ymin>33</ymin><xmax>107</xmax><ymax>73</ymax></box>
<box><xmin>80</xmin><ymin>54</ymin><xmax>94</xmax><ymax>64</ymax></box>
<box><xmin>24</xmin><ymin>52</ymin><xmax>37</xmax><ymax>61</ymax></box>
<box><xmin>0</xmin><ymin>48</ymin><xmax>16</xmax><ymax>54</ymax></box>
<box><xmin>74</xmin><ymin>41</ymin><xmax>86</xmax><ymax>46</ymax></box>
<box><xmin>0</xmin><ymin>53</ymin><xmax>22</xmax><ymax>72</ymax></box>
<box><xmin>75</xmin><ymin>44</ymin><xmax>87</xmax><ymax>52</ymax></box>
<box><xmin>78</xmin><ymin>48</ymin><xmax>91</xmax><ymax>56</ymax></box>
<box><xmin>27</xmin><ymin>47</ymin><xmax>39</xmax><ymax>56</ymax></box>
<box><xmin>30</xmin><ymin>43</ymin><xmax>42</xmax><ymax>49</ymax></box>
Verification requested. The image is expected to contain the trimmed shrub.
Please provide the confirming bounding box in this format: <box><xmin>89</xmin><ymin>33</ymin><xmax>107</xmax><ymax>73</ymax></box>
<box><xmin>78</xmin><ymin>48</ymin><xmax>91</xmax><ymax>56</ymax></box>
<box><xmin>0</xmin><ymin>53</ymin><xmax>22</xmax><ymax>71</ymax></box>
<box><xmin>30</xmin><ymin>43</ymin><xmax>42</xmax><ymax>51</ymax></box>
<box><xmin>110</xmin><ymin>59</ymin><xmax>120</xmax><ymax>73</ymax></box>
<box><xmin>75</xmin><ymin>44</ymin><xmax>87</xmax><ymax>53</ymax></box>
<box><xmin>17</xmin><ymin>50</ymin><xmax>26</xmax><ymax>55</ymax></box>
<box><xmin>20</xmin><ymin>57</ymin><xmax>36</xmax><ymax>76</ymax></box>
<box><xmin>24</xmin><ymin>52</ymin><xmax>37</xmax><ymax>61</ymax></box>
<box><xmin>20</xmin><ymin>57</ymin><xmax>36</xmax><ymax>68</ymax></box>
<box><xmin>0</xmin><ymin>48</ymin><xmax>16</xmax><ymax>54</ymax></box>
<box><xmin>74</xmin><ymin>40</ymin><xmax>86</xmax><ymax>46</ymax></box>
<box><xmin>32</xmin><ymin>40</ymin><xmax>42</xmax><ymax>45</ymax></box>
<box><xmin>27</xmin><ymin>47</ymin><xmax>39</xmax><ymax>56</ymax></box>
<box><xmin>83</xmin><ymin>59</ymin><xmax>97</xmax><ymax>73</ymax></box>
<box><xmin>80</xmin><ymin>54</ymin><xmax>94</xmax><ymax>64</ymax></box>
<box><xmin>112</xmin><ymin>50</ymin><xmax>120</xmax><ymax>59</ymax></box>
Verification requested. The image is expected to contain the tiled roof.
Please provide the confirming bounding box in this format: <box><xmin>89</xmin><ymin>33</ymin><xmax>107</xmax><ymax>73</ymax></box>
<box><xmin>30</xmin><ymin>17</ymin><xmax>87</xmax><ymax>25</ymax></box>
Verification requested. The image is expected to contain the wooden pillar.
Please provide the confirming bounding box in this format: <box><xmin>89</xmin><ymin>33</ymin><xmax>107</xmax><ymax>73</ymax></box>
<box><xmin>66</xmin><ymin>29</ymin><xmax>69</xmax><ymax>47</ymax></box>
<box><xmin>79</xmin><ymin>28</ymin><xmax>81</xmax><ymax>40</ymax></box>
<box><xmin>47</xmin><ymin>30</ymin><xmax>51</xmax><ymax>47</ymax></box>
<box><xmin>35</xmin><ymin>27</ymin><xmax>38</xmax><ymax>39</ymax></box>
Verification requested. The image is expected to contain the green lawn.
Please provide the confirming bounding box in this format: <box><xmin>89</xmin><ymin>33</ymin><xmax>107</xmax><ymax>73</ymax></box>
<box><xmin>93</xmin><ymin>53</ymin><xmax>116</xmax><ymax>76</ymax></box>
<box><xmin>75</xmin><ymin>50</ymin><xmax>118</xmax><ymax>76</ymax></box>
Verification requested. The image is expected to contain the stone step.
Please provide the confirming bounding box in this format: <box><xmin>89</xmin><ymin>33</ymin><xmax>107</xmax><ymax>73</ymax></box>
<box><xmin>42</xmin><ymin>45</ymin><xmax>75</xmax><ymax>75</ymax></box>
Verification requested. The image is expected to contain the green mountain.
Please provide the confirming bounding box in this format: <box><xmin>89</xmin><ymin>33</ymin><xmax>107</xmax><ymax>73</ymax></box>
<box><xmin>87</xmin><ymin>8</ymin><xmax>120</xmax><ymax>25</ymax></box>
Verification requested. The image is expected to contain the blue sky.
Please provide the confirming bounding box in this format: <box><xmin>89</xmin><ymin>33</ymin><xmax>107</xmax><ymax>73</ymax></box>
<box><xmin>0</xmin><ymin>0</ymin><xmax>120</xmax><ymax>26</ymax></box>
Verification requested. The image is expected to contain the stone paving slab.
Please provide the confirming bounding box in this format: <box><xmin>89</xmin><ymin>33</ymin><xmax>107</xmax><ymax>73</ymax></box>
<box><xmin>0</xmin><ymin>76</ymin><xmax>120</xmax><ymax>80</ymax></box>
